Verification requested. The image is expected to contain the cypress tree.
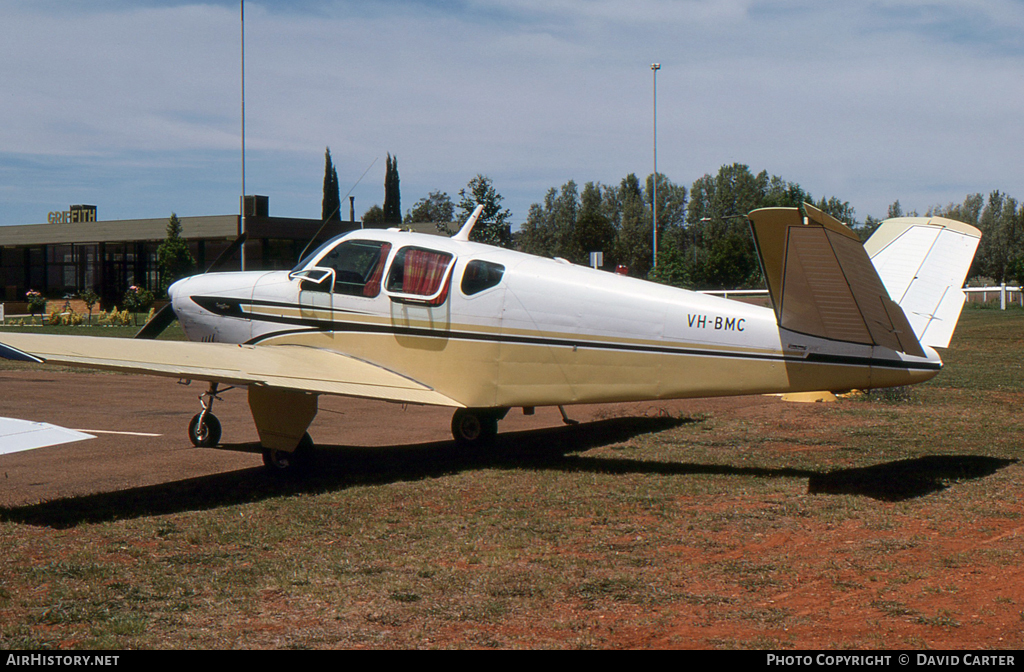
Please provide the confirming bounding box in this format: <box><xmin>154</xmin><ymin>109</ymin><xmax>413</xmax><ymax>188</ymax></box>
<box><xmin>383</xmin><ymin>153</ymin><xmax>401</xmax><ymax>224</ymax></box>
<box><xmin>322</xmin><ymin>147</ymin><xmax>341</xmax><ymax>222</ymax></box>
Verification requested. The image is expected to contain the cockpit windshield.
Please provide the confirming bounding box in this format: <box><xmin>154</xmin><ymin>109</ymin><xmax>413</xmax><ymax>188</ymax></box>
<box><xmin>319</xmin><ymin>240</ymin><xmax>393</xmax><ymax>297</ymax></box>
<box><xmin>292</xmin><ymin>235</ymin><xmax>347</xmax><ymax>272</ymax></box>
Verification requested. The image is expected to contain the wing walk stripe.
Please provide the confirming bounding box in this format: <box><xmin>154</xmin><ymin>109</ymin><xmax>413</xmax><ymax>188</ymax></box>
<box><xmin>191</xmin><ymin>296</ymin><xmax>940</xmax><ymax>372</ymax></box>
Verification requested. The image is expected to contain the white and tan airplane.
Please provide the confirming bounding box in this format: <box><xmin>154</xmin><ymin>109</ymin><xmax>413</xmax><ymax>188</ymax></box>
<box><xmin>0</xmin><ymin>203</ymin><xmax>980</xmax><ymax>473</ymax></box>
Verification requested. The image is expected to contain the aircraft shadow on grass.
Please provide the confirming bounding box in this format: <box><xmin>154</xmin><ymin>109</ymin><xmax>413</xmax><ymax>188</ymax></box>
<box><xmin>0</xmin><ymin>415</ymin><xmax>1016</xmax><ymax>529</ymax></box>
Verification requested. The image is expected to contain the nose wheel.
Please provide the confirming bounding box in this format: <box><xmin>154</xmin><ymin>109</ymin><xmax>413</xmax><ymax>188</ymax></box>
<box><xmin>188</xmin><ymin>411</ymin><xmax>221</xmax><ymax>447</ymax></box>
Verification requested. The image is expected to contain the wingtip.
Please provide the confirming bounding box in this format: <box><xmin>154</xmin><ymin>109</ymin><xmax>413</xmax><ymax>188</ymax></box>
<box><xmin>0</xmin><ymin>341</ymin><xmax>44</xmax><ymax>364</ymax></box>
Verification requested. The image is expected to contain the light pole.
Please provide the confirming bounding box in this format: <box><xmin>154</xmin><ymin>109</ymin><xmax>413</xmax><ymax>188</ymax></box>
<box><xmin>240</xmin><ymin>0</ymin><xmax>247</xmax><ymax>271</ymax></box>
<box><xmin>651</xmin><ymin>63</ymin><xmax>660</xmax><ymax>269</ymax></box>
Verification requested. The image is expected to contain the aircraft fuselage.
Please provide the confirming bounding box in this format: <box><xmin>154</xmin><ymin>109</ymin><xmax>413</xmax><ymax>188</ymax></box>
<box><xmin>169</xmin><ymin>228</ymin><xmax>941</xmax><ymax>411</ymax></box>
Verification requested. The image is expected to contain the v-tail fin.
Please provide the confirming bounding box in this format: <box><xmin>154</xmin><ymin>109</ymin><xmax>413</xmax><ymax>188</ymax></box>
<box><xmin>864</xmin><ymin>216</ymin><xmax>981</xmax><ymax>349</ymax></box>
<box><xmin>748</xmin><ymin>203</ymin><xmax>925</xmax><ymax>357</ymax></box>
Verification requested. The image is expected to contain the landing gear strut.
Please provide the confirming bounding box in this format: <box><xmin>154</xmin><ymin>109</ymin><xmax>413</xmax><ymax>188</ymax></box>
<box><xmin>187</xmin><ymin>382</ymin><xmax>226</xmax><ymax>447</ymax></box>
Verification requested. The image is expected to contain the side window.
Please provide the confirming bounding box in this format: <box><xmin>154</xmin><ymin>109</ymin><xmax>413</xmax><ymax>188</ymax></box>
<box><xmin>386</xmin><ymin>247</ymin><xmax>454</xmax><ymax>302</ymax></box>
<box><xmin>461</xmin><ymin>260</ymin><xmax>505</xmax><ymax>296</ymax></box>
<box><xmin>317</xmin><ymin>240</ymin><xmax>392</xmax><ymax>297</ymax></box>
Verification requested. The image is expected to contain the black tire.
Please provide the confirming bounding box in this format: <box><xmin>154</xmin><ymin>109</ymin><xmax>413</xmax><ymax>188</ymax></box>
<box><xmin>262</xmin><ymin>432</ymin><xmax>314</xmax><ymax>475</ymax></box>
<box><xmin>451</xmin><ymin>409</ymin><xmax>499</xmax><ymax>447</ymax></box>
<box><xmin>188</xmin><ymin>412</ymin><xmax>221</xmax><ymax>447</ymax></box>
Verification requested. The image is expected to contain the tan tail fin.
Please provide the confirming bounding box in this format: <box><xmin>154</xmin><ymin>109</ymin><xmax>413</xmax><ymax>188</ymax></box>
<box><xmin>748</xmin><ymin>203</ymin><xmax>925</xmax><ymax>357</ymax></box>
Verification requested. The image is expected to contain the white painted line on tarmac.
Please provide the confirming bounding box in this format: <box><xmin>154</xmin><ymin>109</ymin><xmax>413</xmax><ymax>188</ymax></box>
<box><xmin>72</xmin><ymin>429</ymin><xmax>163</xmax><ymax>437</ymax></box>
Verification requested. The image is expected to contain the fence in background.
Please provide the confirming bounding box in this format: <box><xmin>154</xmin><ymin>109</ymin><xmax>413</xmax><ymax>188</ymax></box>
<box><xmin>703</xmin><ymin>285</ymin><xmax>1024</xmax><ymax>310</ymax></box>
<box><xmin>964</xmin><ymin>285</ymin><xmax>1022</xmax><ymax>309</ymax></box>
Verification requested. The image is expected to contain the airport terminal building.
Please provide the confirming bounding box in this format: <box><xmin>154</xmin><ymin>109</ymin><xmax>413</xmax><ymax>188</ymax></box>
<box><xmin>0</xmin><ymin>197</ymin><xmax>357</xmax><ymax>308</ymax></box>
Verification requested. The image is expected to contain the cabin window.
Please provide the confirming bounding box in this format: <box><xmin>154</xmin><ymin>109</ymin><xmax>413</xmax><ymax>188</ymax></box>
<box><xmin>317</xmin><ymin>240</ymin><xmax>392</xmax><ymax>297</ymax></box>
<box><xmin>386</xmin><ymin>247</ymin><xmax>454</xmax><ymax>301</ymax></box>
<box><xmin>461</xmin><ymin>260</ymin><xmax>505</xmax><ymax>296</ymax></box>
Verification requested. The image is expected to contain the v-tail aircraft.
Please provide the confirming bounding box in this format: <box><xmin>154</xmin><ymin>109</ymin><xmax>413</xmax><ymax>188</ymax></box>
<box><xmin>0</xmin><ymin>203</ymin><xmax>981</xmax><ymax>473</ymax></box>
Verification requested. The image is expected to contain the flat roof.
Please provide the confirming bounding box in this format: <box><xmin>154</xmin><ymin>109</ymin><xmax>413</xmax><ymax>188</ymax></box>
<box><xmin>0</xmin><ymin>215</ymin><xmax>240</xmax><ymax>246</ymax></box>
<box><xmin>0</xmin><ymin>214</ymin><xmax>460</xmax><ymax>248</ymax></box>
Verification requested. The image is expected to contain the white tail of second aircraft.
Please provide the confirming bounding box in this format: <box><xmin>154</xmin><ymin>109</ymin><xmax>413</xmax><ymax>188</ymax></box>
<box><xmin>865</xmin><ymin>217</ymin><xmax>981</xmax><ymax>349</ymax></box>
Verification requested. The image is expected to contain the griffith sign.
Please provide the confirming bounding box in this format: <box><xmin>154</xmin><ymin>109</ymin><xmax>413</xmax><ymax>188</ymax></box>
<box><xmin>48</xmin><ymin>205</ymin><xmax>97</xmax><ymax>224</ymax></box>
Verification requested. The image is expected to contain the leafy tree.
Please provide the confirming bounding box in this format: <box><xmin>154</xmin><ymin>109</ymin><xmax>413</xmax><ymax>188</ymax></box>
<box><xmin>611</xmin><ymin>173</ymin><xmax>652</xmax><ymax>276</ymax></box>
<box><xmin>78</xmin><ymin>288</ymin><xmax>100</xmax><ymax>324</ymax></box>
<box><xmin>930</xmin><ymin>193</ymin><xmax>983</xmax><ymax>227</ymax></box>
<box><xmin>383</xmin><ymin>154</ymin><xmax>401</xmax><ymax>225</ymax></box>
<box><xmin>647</xmin><ymin>172</ymin><xmax>688</xmax><ymax>269</ymax></box>
<box><xmin>972</xmin><ymin>191</ymin><xmax>1023</xmax><ymax>283</ymax></box>
<box><xmin>815</xmin><ymin>196</ymin><xmax>856</xmax><ymax>226</ymax></box>
<box><xmin>156</xmin><ymin>213</ymin><xmax>196</xmax><ymax>296</ymax></box>
<box><xmin>518</xmin><ymin>181</ymin><xmax>579</xmax><ymax>260</ymax></box>
<box><xmin>762</xmin><ymin>175</ymin><xmax>813</xmax><ymax>209</ymax></box>
<box><xmin>362</xmin><ymin>205</ymin><xmax>385</xmax><ymax>226</ymax></box>
<box><xmin>899</xmin><ymin>191</ymin><xmax>1024</xmax><ymax>284</ymax></box>
<box><xmin>572</xmin><ymin>182</ymin><xmax>617</xmax><ymax>265</ymax></box>
<box><xmin>406</xmin><ymin>190</ymin><xmax>454</xmax><ymax>224</ymax></box>
<box><xmin>521</xmin><ymin>174</ymin><xmax>685</xmax><ymax>273</ymax></box>
<box><xmin>122</xmin><ymin>285</ymin><xmax>155</xmax><ymax>325</ymax></box>
<box><xmin>522</xmin><ymin>163</ymin><xmax>862</xmax><ymax>290</ymax></box>
<box><xmin>857</xmin><ymin>215</ymin><xmax>883</xmax><ymax>241</ymax></box>
<box><xmin>322</xmin><ymin>147</ymin><xmax>341</xmax><ymax>222</ymax></box>
<box><xmin>682</xmin><ymin>165</ymin><xmax>765</xmax><ymax>289</ymax></box>
<box><xmin>887</xmin><ymin>199</ymin><xmax>904</xmax><ymax>219</ymax></box>
<box><xmin>456</xmin><ymin>175</ymin><xmax>513</xmax><ymax>248</ymax></box>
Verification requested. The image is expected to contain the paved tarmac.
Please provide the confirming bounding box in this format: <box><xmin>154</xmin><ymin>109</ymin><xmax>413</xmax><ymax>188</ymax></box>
<box><xmin>0</xmin><ymin>369</ymin><xmax>711</xmax><ymax>507</ymax></box>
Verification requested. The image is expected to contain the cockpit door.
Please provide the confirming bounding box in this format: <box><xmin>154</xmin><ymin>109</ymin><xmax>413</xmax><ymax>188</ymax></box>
<box><xmin>292</xmin><ymin>239</ymin><xmax>394</xmax><ymax>328</ymax></box>
<box><xmin>292</xmin><ymin>267</ymin><xmax>334</xmax><ymax>324</ymax></box>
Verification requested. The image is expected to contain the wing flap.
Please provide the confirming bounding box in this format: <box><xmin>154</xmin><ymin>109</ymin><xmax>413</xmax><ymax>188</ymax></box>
<box><xmin>0</xmin><ymin>333</ymin><xmax>462</xmax><ymax>408</ymax></box>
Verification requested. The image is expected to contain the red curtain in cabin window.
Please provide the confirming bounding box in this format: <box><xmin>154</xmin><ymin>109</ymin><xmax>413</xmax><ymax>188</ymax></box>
<box><xmin>362</xmin><ymin>243</ymin><xmax>392</xmax><ymax>297</ymax></box>
<box><xmin>402</xmin><ymin>249</ymin><xmax>451</xmax><ymax>296</ymax></box>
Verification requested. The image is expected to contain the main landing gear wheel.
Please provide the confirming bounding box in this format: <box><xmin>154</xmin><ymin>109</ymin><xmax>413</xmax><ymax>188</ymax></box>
<box><xmin>188</xmin><ymin>381</ymin><xmax>228</xmax><ymax>447</ymax></box>
<box><xmin>188</xmin><ymin>412</ymin><xmax>221</xmax><ymax>447</ymax></box>
<box><xmin>451</xmin><ymin>408</ymin><xmax>499</xmax><ymax>447</ymax></box>
<box><xmin>262</xmin><ymin>433</ymin><xmax>314</xmax><ymax>476</ymax></box>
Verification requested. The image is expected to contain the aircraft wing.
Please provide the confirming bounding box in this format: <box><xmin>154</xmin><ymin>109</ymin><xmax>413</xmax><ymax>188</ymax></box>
<box><xmin>0</xmin><ymin>333</ymin><xmax>462</xmax><ymax>408</ymax></box>
<box><xmin>0</xmin><ymin>417</ymin><xmax>94</xmax><ymax>454</ymax></box>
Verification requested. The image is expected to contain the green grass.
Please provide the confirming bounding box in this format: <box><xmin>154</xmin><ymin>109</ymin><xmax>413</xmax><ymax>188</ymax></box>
<box><xmin>0</xmin><ymin>319</ymin><xmax>187</xmax><ymax>371</ymax></box>
<box><xmin>0</xmin><ymin>319</ymin><xmax>187</xmax><ymax>340</ymax></box>
<box><xmin>0</xmin><ymin>309</ymin><xmax>1023</xmax><ymax>648</ymax></box>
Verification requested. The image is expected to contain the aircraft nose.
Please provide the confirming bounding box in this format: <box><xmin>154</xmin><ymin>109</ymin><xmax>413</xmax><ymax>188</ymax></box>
<box><xmin>167</xmin><ymin>276</ymin><xmax>193</xmax><ymax>308</ymax></box>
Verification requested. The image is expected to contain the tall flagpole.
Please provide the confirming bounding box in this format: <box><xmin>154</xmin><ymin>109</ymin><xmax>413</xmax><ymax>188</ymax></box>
<box><xmin>651</xmin><ymin>63</ymin><xmax>660</xmax><ymax>270</ymax></box>
<box><xmin>240</xmin><ymin>0</ymin><xmax>246</xmax><ymax>271</ymax></box>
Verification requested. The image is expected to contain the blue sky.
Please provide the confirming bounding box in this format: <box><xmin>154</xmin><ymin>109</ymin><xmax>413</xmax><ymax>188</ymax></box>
<box><xmin>3</xmin><ymin>0</ymin><xmax>1023</xmax><ymax>227</ymax></box>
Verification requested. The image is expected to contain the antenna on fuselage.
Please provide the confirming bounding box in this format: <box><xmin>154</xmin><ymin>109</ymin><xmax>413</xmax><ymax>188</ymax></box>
<box><xmin>452</xmin><ymin>205</ymin><xmax>485</xmax><ymax>242</ymax></box>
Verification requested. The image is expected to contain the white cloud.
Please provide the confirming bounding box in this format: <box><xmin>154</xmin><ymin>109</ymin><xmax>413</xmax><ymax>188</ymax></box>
<box><xmin>1</xmin><ymin>0</ymin><xmax>1023</xmax><ymax>225</ymax></box>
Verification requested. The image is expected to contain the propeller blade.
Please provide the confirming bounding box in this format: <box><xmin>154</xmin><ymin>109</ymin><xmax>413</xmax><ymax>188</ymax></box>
<box><xmin>134</xmin><ymin>303</ymin><xmax>177</xmax><ymax>340</ymax></box>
